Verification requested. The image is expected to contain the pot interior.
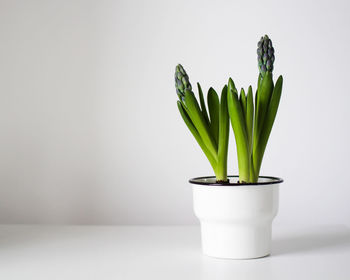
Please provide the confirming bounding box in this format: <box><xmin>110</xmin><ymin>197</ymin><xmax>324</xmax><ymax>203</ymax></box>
<box><xmin>189</xmin><ymin>175</ymin><xmax>283</xmax><ymax>186</ymax></box>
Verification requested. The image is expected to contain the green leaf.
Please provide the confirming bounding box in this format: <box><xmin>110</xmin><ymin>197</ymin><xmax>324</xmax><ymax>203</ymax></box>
<box><xmin>253</xmin><ymin>71</ymin><xmax>274</xmax><ymax>163</ymax></box>
<box><xmin>228</xmin><ymin>78</ymin><xmax>237</xmax><ymax>95</ymax></box>
<box><xmin>227</xmin><ymin>78</ymin><xmax>250</xmax><ymax>182</ymax></box>
<box><xmin>177</xmin><ymin>101</ymin><xmax>217</xmax><ymax>172</ymax></box>
<box><xmin>207</xmin><ymin>87</ymin><xmax>220</xmax><ymax>144</ymax></box>
<box><xmin>239</xmin><ymin>88</ymin><xmax>247</xmax><ymax>119</ymax></box>
<box><xmin>197</xmin><ymin>83</ymin><xmax>210</xmax><ymax>126</ymax></box>
<box><xmin>184</xmin><ymin>89</ymin><xmax>218</xmax><ymax>161</ymax></box>
<box><xmin>256</xmin><ymin>72</ymin><xmax>274</xmax><ymax>136</ymax></box>
<box><xmin>253</xmin><ymin>75</ymin><xmax>283</xmax><ymax>179</ymax></box>
<box><xmin>246</xmin><ymin>86</ymin><xmax>254</xmax><ymax>154</ymax></box>
<box><xmin>217</xmin><ymin>85</ymin><xmax>229</xmax><ymax>182</ymax></box>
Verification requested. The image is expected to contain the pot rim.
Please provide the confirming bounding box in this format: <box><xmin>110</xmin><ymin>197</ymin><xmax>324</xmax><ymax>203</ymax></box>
<box><xmin>189</xmin><ymin>175</ymin><xmax>283</xmax><ymax>186</ymax></box>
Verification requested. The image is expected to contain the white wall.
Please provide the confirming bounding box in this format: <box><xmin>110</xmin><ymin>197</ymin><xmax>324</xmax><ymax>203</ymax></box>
<box><xmin>0</xmin><ymin>0</ymin><xmax>349</xmax><ymax>225</ymax></box>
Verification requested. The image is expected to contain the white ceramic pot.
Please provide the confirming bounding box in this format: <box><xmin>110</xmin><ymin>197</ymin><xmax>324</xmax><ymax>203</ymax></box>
<box><xmin>190</xmin><ymin>176</ymin><xmax>282</xmax><ymax>259</ymax></box>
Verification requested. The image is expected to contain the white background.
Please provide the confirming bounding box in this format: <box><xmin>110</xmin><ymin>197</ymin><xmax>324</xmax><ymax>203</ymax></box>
<box><xmin>0</xmin><ymin>0</ymin><xmax>349</xmax><ymax>225</ymax></box>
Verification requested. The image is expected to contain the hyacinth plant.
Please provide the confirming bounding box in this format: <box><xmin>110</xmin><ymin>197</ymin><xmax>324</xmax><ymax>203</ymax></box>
<box><xmin>227</xmin><ymin>35</ymin><xmax>283</xmax><ymax>183</ymax></box>
<box><xmin>175</xmin><ymin>65</ymin><xmax>230</xmax><ymax>183</ymax></box>
<box><xmin>175</xmin><ymin>35</ymin><xmax>283</xmax><ymax>183</ymax></box>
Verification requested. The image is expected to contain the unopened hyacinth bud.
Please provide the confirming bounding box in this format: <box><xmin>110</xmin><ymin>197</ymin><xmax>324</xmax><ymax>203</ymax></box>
<box><xmin>175</xmin><ymin>64</ymin><xmax>192</xmax><ymax>101</ymax></box>
<box><xmin>257</xmin><ymin>35</ymin><xmax>275</xmax><ymax>77</ymax></box>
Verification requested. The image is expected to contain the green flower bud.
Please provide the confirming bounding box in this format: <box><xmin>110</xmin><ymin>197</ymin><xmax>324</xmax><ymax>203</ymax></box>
<box><xmin>175</xmin><ymin>64</ymin><xmax>192</xmax><ymax>101</ymax></box>
<box><xmin>257</xmin><ymin>35</ymin><xmax>275</xmax><ymax>77</ymax></box>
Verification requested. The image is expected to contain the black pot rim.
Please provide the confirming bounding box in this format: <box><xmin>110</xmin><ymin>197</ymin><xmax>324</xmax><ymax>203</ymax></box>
<box><xmin>189</xmin><ymin>175</ymin><xmax>283</xmax><ymax>186</ymax></box>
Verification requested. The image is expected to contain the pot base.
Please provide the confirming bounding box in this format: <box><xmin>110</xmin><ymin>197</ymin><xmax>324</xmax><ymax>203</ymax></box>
<box><xmin>200</xmin><ymin>222</ymin><xmax>272</xmax><ymax>259</ymax></box>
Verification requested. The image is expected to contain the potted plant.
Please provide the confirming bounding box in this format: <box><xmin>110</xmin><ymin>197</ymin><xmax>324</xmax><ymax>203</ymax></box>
<box><xmin>174</xmin><ymin>35</ymin><xmax>284</xmax><ymax>259</ymax></box>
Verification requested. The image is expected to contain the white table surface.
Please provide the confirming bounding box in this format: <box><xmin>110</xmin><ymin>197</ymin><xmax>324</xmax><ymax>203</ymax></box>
<box><xmin>0</xmin><ymin>225</ymin><xmax>349</xmax><ymax>280</ymax></box>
